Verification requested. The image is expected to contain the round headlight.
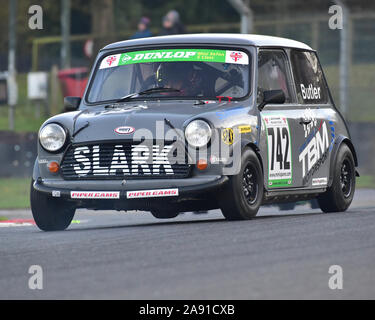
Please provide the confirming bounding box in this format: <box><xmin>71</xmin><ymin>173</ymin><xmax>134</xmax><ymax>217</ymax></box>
<box><xmin>39</xmin><ymin>123</ymin><xmax>66</xmax><ymax>152</ymax></box>
<box><xmin>185</xmin><ymin>120</ymin><xmax>212</xmax><ymax>148</ymax></box>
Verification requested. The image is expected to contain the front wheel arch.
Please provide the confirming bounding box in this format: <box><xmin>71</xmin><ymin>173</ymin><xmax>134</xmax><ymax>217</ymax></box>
<box><xmin>241</xmin><ymin>141</ymin><xmax>264</xmax><ymax>177</ymax></box>
<box><xmin>32</xmin><ymin>158</ymin><xmax>41</xmax><ymax>181</ymax></box>
<box><xmin>220</xmin><ymin>146</ymin><xmax>264</xmax><ymax>220</ymax></box>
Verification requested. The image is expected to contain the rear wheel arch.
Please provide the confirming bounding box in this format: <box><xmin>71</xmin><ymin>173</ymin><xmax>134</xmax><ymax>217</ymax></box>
<box><xmin>328</xmin><ymin>136</ymin><xmax>358</xmax><ymax>187</ymax></box>
<box><xmin>344</xmin><ymin>138</ymin><xmax>358</xmax><ymax>167</ymax></box>
<box><xmin>319</xmin><ymin>143</ymin><xmax>356</xmax><ymax>212</ymax></box>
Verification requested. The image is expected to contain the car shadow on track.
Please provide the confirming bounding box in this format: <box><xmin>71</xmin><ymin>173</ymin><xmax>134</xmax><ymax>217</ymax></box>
<box><xmin>63</xmin><ymin>210</ymin><xmax>333</xmax><ymax>233</ymax></box>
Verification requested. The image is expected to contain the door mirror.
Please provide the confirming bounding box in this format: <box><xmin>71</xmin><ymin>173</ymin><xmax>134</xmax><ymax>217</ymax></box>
<box><xmin>64</xmin><ymin>96</ymin><xmax>81</xmax><ymax>112</ymax></box>
<box><xmin>258</xmin><ymin>89</ymin><xmax>285</xmax><ymax>111</ymax></box>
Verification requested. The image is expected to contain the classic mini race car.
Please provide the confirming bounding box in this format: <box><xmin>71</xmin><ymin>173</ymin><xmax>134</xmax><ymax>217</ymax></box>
<box><xmin>31</xmin><ymin>34</ymin><xmax>359</xmax><ymax>231</ymax></box>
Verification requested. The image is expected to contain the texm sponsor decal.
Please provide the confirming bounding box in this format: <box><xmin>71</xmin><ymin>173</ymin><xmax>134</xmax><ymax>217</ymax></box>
<box><xmin>299</xmin><ymin>120</ymin><xmax>330</xmax><ymax>184</ymax></box>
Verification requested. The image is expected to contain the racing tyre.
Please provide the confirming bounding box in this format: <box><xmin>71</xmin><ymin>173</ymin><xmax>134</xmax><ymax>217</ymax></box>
<box><xmin>151</xmin><ymin>210</ymin><xmax>179</xmax><ymax>219</ymax></box>
<box><xmin>317</xmin><ymin>144</ymin><xmax>355</xmax><ymax>213</ymax></box>
<box><xmin>30</xmin><ymin>180</ymin><xmax>75</xmax><ymax>231</ymax></box>
<box><xmin>220</xmin><ymin>148</ymin><xmax>263</xmax><ymax>220</ymax></box>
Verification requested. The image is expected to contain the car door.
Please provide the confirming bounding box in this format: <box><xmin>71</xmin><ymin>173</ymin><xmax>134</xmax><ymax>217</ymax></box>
<box><xmin>257</xmin><ymin>48</ymin><xmax>306</xmax><ymax>189</ymax></box>
<box><xmin>289</xmin><ymin>49</ymin><xmax>334</xmax><ymax>189</ymax></box>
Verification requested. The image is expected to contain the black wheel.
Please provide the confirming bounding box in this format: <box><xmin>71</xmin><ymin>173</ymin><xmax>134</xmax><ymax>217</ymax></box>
<box><xmin>220</xmin><ymin>147</ymin><xmax>264</xmax><ymax>220</ymax></box>
<box><xmin>317</xmin><ymin>144</ymin><xmax>356</xmax><ymax>213</ymax></box>
<box><xmin>30</xmin><ymin>180</ymin><xmax>75</xmax><ymax>231</ymax></box>
<box><xmin>150</xmin><ymin>210</ymin><xmax>179</xmax><ymax>219</ymax></box>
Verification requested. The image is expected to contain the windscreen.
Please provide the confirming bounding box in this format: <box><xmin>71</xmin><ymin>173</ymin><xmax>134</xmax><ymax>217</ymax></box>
<box><xmin>87</xmin><ymin>48</ymin><xmax>251</xmax><ymax>103</ymax></box>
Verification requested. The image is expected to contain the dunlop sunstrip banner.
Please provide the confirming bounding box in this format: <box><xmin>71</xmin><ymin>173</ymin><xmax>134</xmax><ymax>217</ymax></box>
<box><xmin>99</xmin><ymin>49</ymin><xmax>249</xmax><ymax>69</ymax></box>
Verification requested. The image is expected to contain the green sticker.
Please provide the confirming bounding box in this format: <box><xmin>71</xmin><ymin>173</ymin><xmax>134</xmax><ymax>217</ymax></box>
<box><xmin>99</xmin><ymin>49</ymin><xmax>249</xmax><ymax>69</ymax></box>
<box><xmin>120</xmin><ymin>49</ymin><xmax>226</xmax><ymax>65</ymax></box>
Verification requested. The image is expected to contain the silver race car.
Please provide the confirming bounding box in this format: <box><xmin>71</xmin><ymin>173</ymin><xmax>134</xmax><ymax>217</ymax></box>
<box><xmin>31</xmin><ymin>34</ymin><xmax>358</xmax><ymax>231</ymax></box>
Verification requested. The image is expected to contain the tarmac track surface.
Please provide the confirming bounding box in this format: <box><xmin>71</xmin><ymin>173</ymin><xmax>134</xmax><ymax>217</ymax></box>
<box><xmin>0</xmin><ymin>189</ymin><xmax>374</xmax><ymax>299</ymax></box>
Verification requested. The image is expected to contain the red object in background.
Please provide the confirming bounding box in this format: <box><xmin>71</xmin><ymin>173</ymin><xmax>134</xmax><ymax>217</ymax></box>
<box><xmin>57</xmin><ymin>68</ymin><xmax>89</xmax><ymax>97</ymax></box>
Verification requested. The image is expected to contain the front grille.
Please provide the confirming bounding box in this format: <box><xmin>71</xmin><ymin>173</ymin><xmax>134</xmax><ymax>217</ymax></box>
<box><xmin>61</xmin><ymin>142</ymin><xmax>191</xmax><ymax>180</ymax></box>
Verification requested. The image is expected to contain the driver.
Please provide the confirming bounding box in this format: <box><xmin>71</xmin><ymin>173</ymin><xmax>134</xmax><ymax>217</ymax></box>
<box><xmin>155</xmin><ymin>62</ymin><xmax>202</xmax><ymax>96</ymax></box>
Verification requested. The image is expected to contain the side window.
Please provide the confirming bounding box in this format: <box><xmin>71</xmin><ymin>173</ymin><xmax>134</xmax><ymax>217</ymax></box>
<box><xmin>290</xmin><ymin>50</ymin><xmax>328</xmax><ymax>104</ymax></box>
<box><xmin>257</xmin><ymin>50</ymin><xmax>293</xmax><ymax>104</ymax></box>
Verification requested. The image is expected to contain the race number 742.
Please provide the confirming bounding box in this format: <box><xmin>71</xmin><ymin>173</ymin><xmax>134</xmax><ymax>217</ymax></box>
<box><xmin>263</xmin><ymin>115</ymin><xmax>292</xmax><ymax>188</ymax></box>
<box><xmin>267</xmin><ymin>127</ymin><xmax>290</xmax><ymax>171</ymax></box>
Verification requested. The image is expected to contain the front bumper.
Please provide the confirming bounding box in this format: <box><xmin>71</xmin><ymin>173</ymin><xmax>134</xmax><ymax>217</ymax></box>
<box><xmin>33</xmin><ymin>175</ymin><xmax>228</xmax><ymax>201</ymax></box>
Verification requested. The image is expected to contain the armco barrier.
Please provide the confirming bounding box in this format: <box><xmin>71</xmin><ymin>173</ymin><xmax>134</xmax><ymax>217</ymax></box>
<box><xmin>348</xmin><ymin>122</ymin><xmax>375</xmax><ymax>176</ymax></box>
<box><xmin>0</xmin><ymin>131</ymin><xmax>37</xmax><ymax>178</ymax></box>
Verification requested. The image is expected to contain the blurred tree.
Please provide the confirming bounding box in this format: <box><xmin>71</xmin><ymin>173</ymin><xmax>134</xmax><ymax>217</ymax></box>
<box><xmin>0</xmin><ymin>0</ymin><xmax>374</xmax><ymax>72</ymax></box>
<box><xmin>91</xmin><ymin>0</ymin><xmax>115</xmax><ymax>55</ymax></box>
<box><xmin>0</xmin><ymin>0</ymin><xmax>91</xmax><ymax>71</ymax></box>
<box><xmin>137</xmin><ymin>0</ymin><xmax>238</xmax><ymax>28</ymax></box>
<box><xmin>71</xmin><ymin>0</ymin><xmax>91</xmax><ymax>35</ymax></box>
<box><xmin>0</xmin><ymin>0</ymin><xmax>62</xmax><ymax>71</ymax></box>
<box><xmin>114</xmin><ymin>0</ymin><xmax>142</xmax><ymax>31</ymax></box>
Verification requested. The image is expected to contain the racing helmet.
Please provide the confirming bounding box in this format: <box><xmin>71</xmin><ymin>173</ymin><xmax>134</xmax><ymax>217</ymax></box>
<box><xmin>156</xmin><ymin>62</ymin><xmax>194</xmax><ymax>87</ymax></box>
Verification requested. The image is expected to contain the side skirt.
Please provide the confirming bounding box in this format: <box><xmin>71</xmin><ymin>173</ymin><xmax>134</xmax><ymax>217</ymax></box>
<box><xmin>262</xmin><ymin>187</ymin><xmax>326</xmax><ymax>204</ymax></box>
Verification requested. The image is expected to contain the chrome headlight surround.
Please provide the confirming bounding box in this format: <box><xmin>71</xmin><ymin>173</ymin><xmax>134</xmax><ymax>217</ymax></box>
<box><xmin>39</xmin><ymin>123</ymin><xmax>67</xmax><ymax>152</ymax></box>
<box><xmin>185</xmin><ymin>120</ymin><xmax>212</xmax><ymax>148</ymax></box>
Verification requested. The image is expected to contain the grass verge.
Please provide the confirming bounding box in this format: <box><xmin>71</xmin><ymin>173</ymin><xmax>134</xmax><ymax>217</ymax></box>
<box><xmin>0</xmin><ymin>73</ymin><xmax>62</xmax><ymax>132</ymax></box>
<box><xmin>356</xmin><ymin>175</ymin><xmax>375</xmax><ymax>189</ymax></box>
<box><xmin>0</xmin><ymin>178</ymin><xmax>31</xmax><ymax>209</ymax></box>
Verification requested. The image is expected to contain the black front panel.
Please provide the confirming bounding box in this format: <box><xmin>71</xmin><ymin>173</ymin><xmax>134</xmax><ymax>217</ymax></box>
<box><xmin>60</xmin><ymin>142</ymin><xmax>190</xmax><ymax>180</ymax></box>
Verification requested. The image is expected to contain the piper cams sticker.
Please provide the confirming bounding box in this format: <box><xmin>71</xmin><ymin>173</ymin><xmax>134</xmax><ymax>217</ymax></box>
<box><xmin>71</xmin><ymin>191</ymin><xmax>120</xmax><ymax>199</ymax></box>
<box><xmin>99</xmin><ymin>49</ymin><xmax>249</xmax><ymax>69</ymax></box>
<box><xmin>262</xmin><ymin>115</ymin><xmax>292</xmax><ymax>188</ymax></box>
<box><xmin>127</xmin><ymin>188</ymin><xmax>178</xmax><ymax>199</ymax></box>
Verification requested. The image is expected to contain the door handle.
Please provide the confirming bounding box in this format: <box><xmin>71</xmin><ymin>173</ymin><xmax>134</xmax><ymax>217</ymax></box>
<box><xmin>299</xmin><ymin>118</ymin><xmax>312</xmax><ymax>125</ymax></box>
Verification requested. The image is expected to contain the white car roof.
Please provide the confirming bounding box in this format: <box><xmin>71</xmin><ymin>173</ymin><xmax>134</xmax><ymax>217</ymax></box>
<box><xmin>103</xmin><ymin>33</ymin><xmax>313</xmax><ymax>51</ymax></box>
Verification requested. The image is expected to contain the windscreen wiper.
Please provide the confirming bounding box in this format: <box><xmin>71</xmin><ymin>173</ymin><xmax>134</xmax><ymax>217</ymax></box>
<box><xmin>113</xmin><ymin>87</ymin><xmax>182</xmax><ymax>103</ymax></box>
